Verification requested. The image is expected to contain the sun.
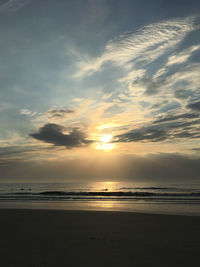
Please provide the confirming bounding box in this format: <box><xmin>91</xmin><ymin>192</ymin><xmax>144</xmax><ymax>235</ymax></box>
<box><xmin>95</xmin><ymin>134</ymin><xmax>115</xmax><ymax>151</ymax></box>
<box><xmin>100</xmin><ymin>134</ymin><xmax>112</xmax><ymax>143</ymax></box>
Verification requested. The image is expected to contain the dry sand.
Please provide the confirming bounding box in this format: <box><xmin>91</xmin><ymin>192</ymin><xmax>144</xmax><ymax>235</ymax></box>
<box><xmin>0</xmin><ymin>209</ymin><xmax>200</xmax><ymax>267</ymax></box>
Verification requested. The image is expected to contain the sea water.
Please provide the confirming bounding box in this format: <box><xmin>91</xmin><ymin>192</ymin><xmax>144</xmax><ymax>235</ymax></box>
<box><xmin>0</xmin><ymin>182</ymin><xmax>200</xmax><ymax>215</ymax></box>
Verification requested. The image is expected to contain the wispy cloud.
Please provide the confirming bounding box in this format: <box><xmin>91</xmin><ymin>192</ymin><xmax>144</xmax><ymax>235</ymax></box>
<box><xmin>0</xmin><ymin>145</ymin><xmax>38</xmax><ymax>158</ymax></box>
<box><xmin>114</xmin><ymin>113</ymin><xmax>200</xmax><ymax>143</ymax></box>
<box><xmin>20</xmin><ymin>109</ymin><xmax>37</xmax><ymax>117</ymax></box>
<box><xmin>72</xmin><ymin>15</ymin><xmax>200</xmax><ymax>140</ymax></box>
<box><xmin>74</xmin><ymin>16</ymin><xmax>199</xmax><ymax>78</ymax></box>
<box><xmin>0</xmin><ymin>0</ymin><xmax>29</xmax><ymax>12</ymax></box>
<box><xmin>166</xmin><ymin>45</ymin><xmax>200</xmax><ymax>66</ymax></box>
<box><xmin>130</xmin><ymin>63</ymin><xmax>200</xmax><ymax>97</ymax></box>
<box><xmin>46</xmin><ymin>108</ymin><xmax>74</xmax><ymax>119</ymax></box>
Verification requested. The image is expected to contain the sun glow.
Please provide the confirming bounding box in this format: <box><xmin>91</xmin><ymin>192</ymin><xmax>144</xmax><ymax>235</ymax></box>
<box><xmin>100</xmin><ymin>134</ymin><xmax>112</xmax><ymax>143</ymax></box>
<box><xmin>96</xmin><ymin>122</ymin><xmax>122</xmax><ymax>130</ymax></box>
<box><xmin>95</xmin><ymin>134</ymin><xmax>115</xmax><ymax>151</ymax></box>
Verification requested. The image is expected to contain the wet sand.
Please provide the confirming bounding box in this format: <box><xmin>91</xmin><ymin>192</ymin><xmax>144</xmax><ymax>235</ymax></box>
<box><xmin>0</xmin><ymin>209</ymin><xmax>200</xmax><ymax>267</ymax></box>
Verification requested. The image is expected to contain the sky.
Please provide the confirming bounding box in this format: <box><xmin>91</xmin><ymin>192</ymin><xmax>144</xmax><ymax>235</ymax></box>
<box><xmin>0</xmin><ymin>0</ymin><xmax>200</xmax><ymax>183</ymax></box>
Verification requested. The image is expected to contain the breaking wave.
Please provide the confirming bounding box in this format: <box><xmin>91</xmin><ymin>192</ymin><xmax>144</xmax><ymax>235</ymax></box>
<box><xmin>0</xmin><ymin>190</ymin><xmax>200</xmax><ymax>204</ymax></box>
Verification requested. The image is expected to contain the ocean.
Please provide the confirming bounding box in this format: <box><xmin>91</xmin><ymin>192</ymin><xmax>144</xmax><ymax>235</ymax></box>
<box><xmin>0</xmin><ymin>182</ymin><xmax>200</xmax><ymax>215</ymax></box>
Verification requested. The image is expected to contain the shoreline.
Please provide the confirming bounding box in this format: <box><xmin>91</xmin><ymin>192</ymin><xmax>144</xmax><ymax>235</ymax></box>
<box><xmin>1</xmin><ymin>207</ymin><xmax>200</xmax><ymax>217</ymax></box>
<box><xmin>0</xmin><ymin>200</ymin><xmax>200</xmax><ymax>216</ymax></box>
<box><xmin>0</xmin><ymin>208</ymin><xmax>200</xmax><ymax>266</ymax></box>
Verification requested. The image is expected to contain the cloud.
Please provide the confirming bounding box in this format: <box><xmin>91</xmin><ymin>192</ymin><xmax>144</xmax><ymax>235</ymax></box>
<box><xmin>74</xmin><ymin>15</ymin><xmax>198</xmax><ymax>77</ymax></box>
<box><xmin>114</xmin><ymin>115</ymin><xmax>200</xmax><ymax>143</ymax></box>
<box><xmin>20</xmin><ymin>109</ymin><xmax>37</xmax><ymax>117</ymax></box>
<box><xmin>71</xmin><ymin>15</ymin><xmax>200</xmax><ymax>127</ymax></box>
<box><xmin>131</xmin><ymin>63</ymin><xmax>200</xmax><ymax>97</ymax></box>
<box><xmin>166</xmin><ymin>45</ymin><xmax>200</xmax><ymax>66</ymax></box>
<box><xmin>191</xmin><ymin>147</ymin><xmax>200</xmax><ymax>152</ymax></box>
<box><xmin>155</xmin><ymin>113</ymin><xmax>199</xmax><ymax>123</ymax></box>
<box><xmin>169</xmin><ymin>64</ymin><xmax>200</xmax><ymax>93</ymax></box>
<box><xmin>30</xmin><ymin>123</ymin><xmax>93</xmax><ymax>148</ymax></box>
<box><xmin>131</xmin><ymin>76</ymin><xmax>167</xmax><ymax>95</ymax></box>
<box><xmin>46</xmin><ymin>108</ymin><xmax>74</xmax><ymax>118</ymax></box>
<box><xmin>187</xmin><ymin>101</ymin><xmax>200</xmax><ymax>111</ymax></box>
<box><xmin>174</xmin><ymin>89</ymin><xmax>193</xmax><ymax>99</ymax></box>
<box><xmin>0</xmin><ymin>0</ymin><xmax>29</xmax><ymax>12</ymax></box>
<box><xmin>115</xmin><ymin>126</ymin><xmax>167</xmax><ymax>143</ymax></box>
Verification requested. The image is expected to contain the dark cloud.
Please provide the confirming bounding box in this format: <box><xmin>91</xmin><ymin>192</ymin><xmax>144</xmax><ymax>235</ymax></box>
<box><xmin>132</xmin><ymin>77</ymin><xmax>165</xmax><ymax>95</ymax></box>
<box><xmin>187</xmin><ymin>101</ymin><xmax>200</xmax><ymax>111</ymax></box>
<box><xmin>174</xmin><ymin>89</ymin><xmax>192</xmax><ymax>99</ymax></box>
<box><xmin>115</xmin><ymin>126</ymin><xmax>167</xmax><ymax>143</ymax></box>
<box><xmin>155</xmin><ymin>102</ymin><xmax>181</xmax><ymax>114</ymax></box>
<box><xmin>114</xmin><ymin>118</ymin><xmax>200</xmax><ymax>143</ymax></box>
<box><xmin>155</xmin><ymin>112</ymin><xmax>199</xmax><ymax>123</ymax></box>
<box><xmin>30</xmin><ymin>123</ymin><xmax>93</xmax><ymax>148</ymax></box>
<box><xmin>151</xmin><ymin>100</ymin><xmax>169</xmax><ymax>110</ymax></box>
<box><xmin>47</xmin><ymin>108</ymin><xmax>74</xmax><ymax>118</ymax></box>
<box><xmin>191</xmin><ymin>147</ymin><xmax>200</xmax><ymax>151</ymax></box>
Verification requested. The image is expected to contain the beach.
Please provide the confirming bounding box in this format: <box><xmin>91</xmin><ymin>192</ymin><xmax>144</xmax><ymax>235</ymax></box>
<box><xmin>0</xmin><ymin>209</ymin><xmax>200</xmax><ymax>267</ymax></box>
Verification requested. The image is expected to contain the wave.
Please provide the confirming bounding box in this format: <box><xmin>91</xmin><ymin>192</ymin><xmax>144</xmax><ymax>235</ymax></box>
<box><xmin>119</xmin><ymin>187</ymin><xmax>197</xmax><ymax>191</ymax></box>
<box><xmin>5</xmin><ymin>190</ymin><xmax>200</xmax><ymax>197</ymax></box>
<box><xmin>0</xmin><ymin>189</ymin><xmax>200</xmax><ymax>205</ymax></box>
